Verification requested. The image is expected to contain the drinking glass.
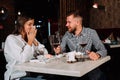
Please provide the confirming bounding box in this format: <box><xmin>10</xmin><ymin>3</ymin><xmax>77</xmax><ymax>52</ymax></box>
<box><xmin>34</xmin><ymin>49</ymin><xmax>44</xmax><ymax>59</ymax></box>
<box><xmin>49</xmin><ymin>35</ymin><xmax>61</xmax><ymax>55</ymax></box>
<box><xmin>75</xmin><ymin>40</ymin><xmax>88</xmax><ymax>62</ymax></box>
<box><xmin>79</xmin><ymin>42</ymin><xmax>87</xmax><ymax>54</ymax></box>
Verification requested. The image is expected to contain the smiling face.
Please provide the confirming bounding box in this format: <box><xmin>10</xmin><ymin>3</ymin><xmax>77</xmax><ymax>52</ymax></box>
<box><xmin>66</xmin><ymin>14</ymin><xmax>78</xmax><ymax>33</ymax></box>
<box><xmin>65</xmin><ymin>10</ymin><xmax>83</xmax><ymax>34</ymax></box>
<box><xmin>24</xmin><ymin>19</ymin><xmax>34</xmax><ymax>34</ymax></box>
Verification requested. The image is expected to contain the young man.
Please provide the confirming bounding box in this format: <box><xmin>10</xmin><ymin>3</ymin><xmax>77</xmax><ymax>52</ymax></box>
<box><xmin>54</xmin><ymin>10</ymin><xmax>107</xmax><ymax>80</ymax></box>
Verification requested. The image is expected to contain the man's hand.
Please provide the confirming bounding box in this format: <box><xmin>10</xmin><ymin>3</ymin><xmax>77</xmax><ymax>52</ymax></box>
<box><xmin>53</xmin><ymin>45</ymin><xmax>61</xmax><ymax>55</ymax></box>
<box><xmin>86</xmin><ymin>50</ymin><xmax>101</xmax><ymax>60</ymax></box>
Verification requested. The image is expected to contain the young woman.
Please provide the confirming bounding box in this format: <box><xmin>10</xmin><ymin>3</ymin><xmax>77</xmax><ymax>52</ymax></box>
<box><xmin>4</xmin><ymin>14</ymin><xmax>52</xmax><ymax>80</ymax></box>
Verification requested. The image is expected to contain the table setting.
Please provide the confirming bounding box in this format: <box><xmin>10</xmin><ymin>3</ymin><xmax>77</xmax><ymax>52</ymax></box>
<box><xmin>29</xmin><ymin>50</ymin><xmax>90</xmax><ymax>64</ymax></box>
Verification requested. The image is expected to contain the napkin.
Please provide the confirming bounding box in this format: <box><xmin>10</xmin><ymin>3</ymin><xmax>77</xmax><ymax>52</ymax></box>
<box><xmin>66</xmin><ymin>51</ymin><xmax>76</xmax><ymax>62</ymax></box>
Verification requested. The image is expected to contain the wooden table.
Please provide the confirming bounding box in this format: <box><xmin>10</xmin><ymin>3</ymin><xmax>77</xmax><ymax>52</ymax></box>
<box><xmin>14</xmin><ymin>56</ymin><xmax>111</xmax><ymax>77</ymax></box>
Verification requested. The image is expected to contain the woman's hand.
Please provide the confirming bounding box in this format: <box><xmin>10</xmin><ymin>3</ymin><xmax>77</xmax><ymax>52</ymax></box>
<box><xmin>33</xmin><ymin>39</ymin><xmax>39</xmax><ymax>46</ymax></box>
<box><xmin>27</xmin><ymin>26</ymin><xmax>37</xmax><ymax>46</ymax></box>
<box><xmin>44</xmin><ymin>54</ymin><xmax>53</xmax><ymax>58</ymax></box>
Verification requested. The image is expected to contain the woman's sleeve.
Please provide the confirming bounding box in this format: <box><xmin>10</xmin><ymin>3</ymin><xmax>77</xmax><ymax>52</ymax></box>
<box><xmin>34</xmin><ymin>39</ymin><xmax>48</xmax><ymax>54</ymax></box>
<box><xmin>4</xmin><ymin>35</ymin><xmax>34</xmax><ymax>63</ymax></box>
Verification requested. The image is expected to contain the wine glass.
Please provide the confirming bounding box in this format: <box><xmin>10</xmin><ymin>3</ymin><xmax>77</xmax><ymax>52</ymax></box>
<box><xmin>75</xmin><ymin>40</ymin><xmax>88</xmax><ymax>62</ymax></box>
<box><xmin>79</xmin><ymin>42</ymin><xmax>87</xmax><ymax>54</ymax></box>
<box><xmin>34</xmin><ymin>49</ymin><xmax>44</xmax><ymax>59</ymax></box>
<box><xmin>49</xmin><ymin>35</ymin><xmax>61</xmax><ymax>55</ymax></box>
<box><xmin>52</xmin><ymin>35</ymin><xmax>61</xmax><ymax>47</ymax></box>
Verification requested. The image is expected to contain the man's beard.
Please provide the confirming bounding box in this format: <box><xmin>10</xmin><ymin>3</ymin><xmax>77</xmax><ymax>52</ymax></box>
<box><xmin>69</xmin><ymin>28</ymin><xmax>76</xmax><ymax>34</ymax></box>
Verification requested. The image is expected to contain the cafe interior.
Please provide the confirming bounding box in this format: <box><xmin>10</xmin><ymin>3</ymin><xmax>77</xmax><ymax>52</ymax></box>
<box><xmin>0</xmin><ymin>0</ymin><xmax>120</xmax><ymax>80</ymax></box>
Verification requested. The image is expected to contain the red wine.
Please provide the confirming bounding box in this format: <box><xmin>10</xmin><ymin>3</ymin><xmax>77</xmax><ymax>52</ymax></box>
<box><xmin>53</xmin><ymin>43</ymin><xmax>60</xmax><ymax>48</ymax></box>
<box><xmin>80</xmin><ymin>43</ymin><xmax>87</xmax><ymax>47</ymax></box>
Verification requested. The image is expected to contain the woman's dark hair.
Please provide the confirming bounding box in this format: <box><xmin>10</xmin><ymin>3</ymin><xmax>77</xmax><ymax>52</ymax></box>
<box><xmin>12</xmin><ymin>14</ymin><xmax>34</xmax><ymax>35</ymax></box>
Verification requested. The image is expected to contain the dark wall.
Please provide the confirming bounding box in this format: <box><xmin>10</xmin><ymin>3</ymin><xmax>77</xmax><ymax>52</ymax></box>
<box><xmin>14</xmin><ymin>0</ymin><xmax>48</xmax><ymax>18</ymax></box>
<box><xmin>0</xmin><ymin>0</ymin><xmax>15</xmax><ymax>43</ymax></box>
<box><xmin>90</xmin><ymin>0</ymin><xmax>120</xmax><ymax>29</ymax></box>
